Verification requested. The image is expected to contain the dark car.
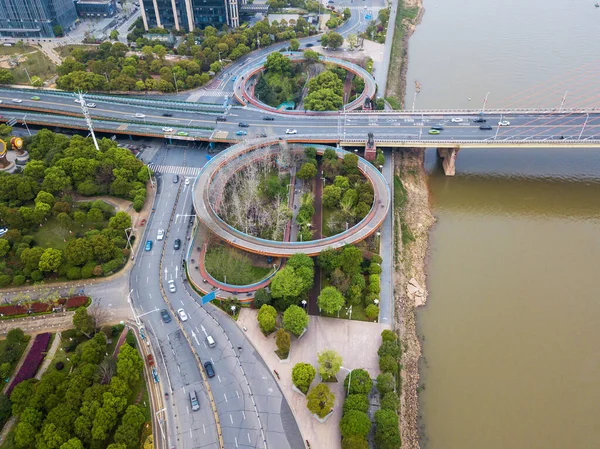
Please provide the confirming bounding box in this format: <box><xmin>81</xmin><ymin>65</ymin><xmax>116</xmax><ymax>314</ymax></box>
<box><xmin>162</xmin><ymin>113</ymin><xmax>173</xmax><ymax>117</ymax></box>
<box><xmin>238</xmin><ymin>122</ymin><xmax>249</xmax><ymax>128</ymax></box>
<box><xmin>262</xmin><ymin>116</ymin><xmax>275</xmax><ymax>121</ymax></box>
<box><xmin>216</xmin><ymin>116</ymin><xmax>227</xmax><ymax>122</ymax></box>
<box><xmin>479</xmin><ymin>125</ymin><xmax>493</xmax><ymax>130</ymax></box>
<box><xmin>305</xmin><ymin>43</ymin><xmax>314</xmax><ymax>48</ymax></box>
<box><xmin>173</xmin><ymin>174</ymin><xmax>179</xmax><ymax>183</ymax></box>
<box><xmin>160</xmin><ymin>309</ymin><xmax>171</xmax><ymax>323</ymax></box>
<box><xmin>431</xmin><ymin>125</ymin><xmax>444</xmax><ymax>131</ymax></box>
<box><xmin>173</xmin><ymin>238</ymin><xmax>181</xmax><ymax>250</ymax></box>
<box><xmin>204</xmin><ymin>361</ymin><xmax>215</xmax><ymax>378</ymax></box>
<box><xmin>473</xmin><ymin>118</ymin><xmax>486</xmax><ymax>123</ymax></box>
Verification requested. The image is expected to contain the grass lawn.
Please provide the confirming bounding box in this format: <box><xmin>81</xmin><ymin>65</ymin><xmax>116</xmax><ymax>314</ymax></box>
<box><xmin>204</xmin><ymin>245</ymin><xmax>273</xmax><ymax>285</ymax></box>
<box><xmin>0</xmin><ymin>430</ymin><xmax>16</xmax><ymax>449</ymax></box>
<box><xmin>2</xmin><ymin>46</ymin><xmax>57</xmax><ymax>84</ymax></box>
<box><xmin>0</xmin><ymin>335</ymin><xmax>31</xmax><ymax>381</ymax></box>
<box><xmin>322</xmin><ymin>207</ymin><xmax>335</xmax><ymax>237</ymax></box>
<box><xmin>33</xmin><ymin>217</ymin><xmax>109</xmax><ymax>251</ymax></box>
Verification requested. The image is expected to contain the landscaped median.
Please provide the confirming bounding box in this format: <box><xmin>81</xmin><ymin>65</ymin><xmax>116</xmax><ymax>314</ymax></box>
<box><xmin>0</xmin><ymin>295</ymin><xmax>89</xmax><ymax>320</ymax></box>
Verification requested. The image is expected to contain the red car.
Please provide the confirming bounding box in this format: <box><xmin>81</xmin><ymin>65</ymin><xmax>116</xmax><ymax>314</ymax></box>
<box><xmin>140</xmin><ymin>219</ymin><xmax>147</xmax><ymax>226</ymax></box>
<box><xmin>147</xmin><ymin>354</ymin><xmax>155</xmax><ymax>366</ymax></box>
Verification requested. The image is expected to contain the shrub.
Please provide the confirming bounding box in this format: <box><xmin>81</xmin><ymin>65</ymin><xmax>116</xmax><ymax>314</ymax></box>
<box><xmin>379</xmin><ymin>355</ymin><xmax>399</xmax><ymax>374</ymax></box>
<box><xmin>55</xmin><ymin>361</ymin><xmax>65</xmax><ymax>371</ymax></box>
<box><xmin>12</xmin><ymin>275</ymin><xmax>26</xmax><ymax>286</ymax></box>
<box><xmin>380</xmin><ymin>392</ymin><xmax>399</xmax><ymax>412</ymax></box>
<box><xmin>341</xmin><ymin>435</ymin><xmax>369</xmax><ymax>449</ymax></box>
<box><xmin>344</xmin><ymin>369</ymin><xmax>373</xmax><ymax>395</ymax></box>
<box><xmin>67</xmin><ymin>267</ymin><xmax>82</xmax><ymax>280</ymax></box>
<box><xmin>374</xmin><ymin>409</ymin><xmax>401</xmax><ymax>449</ymax></box>
<box><xmin>253</xmin><ymin>288</ymin><xmax>271</xmax><ymax>308</ymax></box>
<box><xmin>378</xmin><ymin>340</ymin><xmax>401</xmax><ymax>359</ymax></box>
<box><xmin>340</xmin><ymin>410</ymin><xmax>371</xmax><ymax>438</ymax></box>
<box><xmin>126</xmin><ymin>331</ymin><xmax>136</xmax><ymax>348</ymax></box>
<box><xmin>257</xmin><ymin>304</ymin><xmax>277</xmax><ymax>334</ymax></box>
<box><xmin>292</xmin><ymin>362</ymin><xmax>316</xmax><ymax>395</ymax></box>
<box><xmin>376</xmin><ymin>372</ymin><xmax>396</xmax><ymax>395</ymax></box>
<box><xmin>365</xmin><ymin>304</ymin><xmax>379</xmax><ymax>320</ymax></box>
<box><xmin>275</xmin><ymin>329</ymin><xmax>290</xmax><ymax>359</ymax></box>
<box><xmin>380</xmin><ymin>329</ymin><xmax>397</xmax><ymax>343</ymax></box>
<box><xmin>306</xmin><ymin>383</ymin><xmax>335</xmax><ymax>418</ymax></box>
<box><xmin>6</xmin><ymin>333</ymin><xmax>50</xmax><ymax>395</ymax></box>
<box><xmin>342</xmin><ymin>394</ymin><xmax>369</xmax><ymax>414</ymax></box>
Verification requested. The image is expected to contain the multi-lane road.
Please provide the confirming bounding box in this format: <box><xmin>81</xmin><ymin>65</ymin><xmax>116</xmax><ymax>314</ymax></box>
<box><xmin>130</xmin><ymin>144</ymin><xmax>303</xmax><ymax>449</ymax></box>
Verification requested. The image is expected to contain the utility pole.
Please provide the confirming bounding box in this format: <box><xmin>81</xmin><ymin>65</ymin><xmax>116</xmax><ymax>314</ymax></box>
<box><xmin>482</xmin><ymin>91</ymin><xmax>490</xmax><ymax>114</ymax></box>
<box><xmin>77</xmin><ymin>92</ymin><xmax>100</xmax><ymax>151</ymax></box>
<box><xmin>559</xmin><ymin>90</ymin><xmax>568</xmax><ymax>113</ymax></box>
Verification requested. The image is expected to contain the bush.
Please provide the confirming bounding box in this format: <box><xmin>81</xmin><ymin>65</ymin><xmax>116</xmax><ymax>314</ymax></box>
<box><xmin>12</xmin><ymin>275</ymin><xmax>26</xmax><ymax>286</ymax></box>
<box><xmin>257</xmin><ymin>304</ymin><xmax>277</xmax><ymax>334</ymax></box>
<box><xmin>253</xmin><ymin>288</ymin><xmax>271</xmax><ymax>308</ymax></box>
<box><xmin>344</xmin><ymin>369</ymin><xmax>373</xmax><ymax>395</ymax></box>
<box><xmin>376</xmin><ymin>372</ymin><xmax>395</xmax><ymax>395</ymax></box>
<box><xmin>374</xmin><ymin>409</ymin><xmax>401</xmax><ymax>449</ymax></box>
<box><xmin>378</xmin><ymin>340</ymin><xmax>401</xmax><ymax>359</ymax></box>
<box><xmin>125</xmin><ymin>331</ymin><xmax>136</xmax><ymax>348</ymax></box>
<box><xmin>339</xmin><ymin>410</ymin><xmax>371</xmax><ymax>438</ymax></box>
<box><xmin>381</xmin><ymin>329</ymin><xmax>397</xmax><ymax>343</ymax></box>
<box><xmin>342</xmin><ymin>394</ymin><xmax>369</xmax><ymax>414</ymax></box>
<box><xmin>102</xmin><ymin>258</ymin><xmax>122</xmax><ymax>274</ymax></box>
<box><xmin>306</xmin><ymin>383</ymin><xmax>335</xmax><ymax>418</ymax></box>
<box><xmin>55</xmin><ymin>361</ymin><xmax>65</xmax><ymax>371</ymax></box>
<box><xmin>341</xmin><ymin>435</ymin><xmax>369</xmax><ymax>449</ymax></box>
<box><xmin>365</xmin><ymin>304</ymin><xmax>379</xmax><ymax>320</ymax></box>
<box><xmin>380</xmin><ymin>391</ymin><xmax>399</xmax><ymax>412</ymax></box>
<box><xmin>292</xmin><ymin>362</ymin><xmax>316</xmax><ymax>395</ymax></box>
<box><xmin>275</xmin><ymin>329</ymin><xmax>290</xmax><ymax>359</ymax></box>
<box><xmin>379</xmin><ymin>355</ymin><xmax>399</xmax><ymax>374</ymax></box>
<box><xmin>67</xmin><ymin>266</ymin><xmax>82</xmax><ymax>280</ymax></box>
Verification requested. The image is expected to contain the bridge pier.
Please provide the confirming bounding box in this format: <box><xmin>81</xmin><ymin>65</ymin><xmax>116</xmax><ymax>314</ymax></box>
<box><xmin>437</xmin><ymin>146</ymin><xmax>460</xmax><ymax>176</ymax></box>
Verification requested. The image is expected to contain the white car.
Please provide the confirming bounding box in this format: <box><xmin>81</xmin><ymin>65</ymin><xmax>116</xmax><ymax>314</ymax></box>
<box><xmin>162</xmin><ymin>127</ymin><xmax>174</xmax><ymax>132</ymax></box>
<box><xmin>12</xmin><ymin>99</ymin><xmax>22</xmax><ymax>103</ymax></box>
<box><xmin>177</xmin><ymin>308</ymin><xmax>188</xmax><ymax>321</ymax></box>
<box><xmin>86</xmin><ymin>103</ymin><xmax>96</xmax><ymax>108</ymax></box>
<box><xmin>0</xmin><ymin>100</ymin><xmax>3</xmax><ymax>104</ymax></box>
<box><xmin>451</xmin><ymin>118</ymin><xmax>463</xmax><ymax>123</ymax></box>
<box><xmin>285</xmin><ymin>129</ymin><xmax>298</xmax><ymax>134</ymax></box>
<box><xmin>157</xmin><ymin>229</ymin><xmax>165</xmax><ymax>240</ymax></box>
<box><xmin>0</xmin><ymin>227</ymin><xmax>7</xmax><ymax>237</ymax></box>
<box><xmin>185</xmin><ymin>178</ymin><xmax>190</xmax><ymax>186</ymax></box>
<box><xmin>135</xmin><ymin>113</ymin><xmax>146</xmax><ymax>118</ymax></box>
<box><xmin>74</xmin><ymin>99</ymin><xmax>83</xmax><ymax>104</ymax></box>
<box><xmin>498</xmin><ymin>120</ymin><xmax>510</xmax><ymax>126</ymax></box>
<box><xmin>168</xmin><ymin>280</ymin><xmax>176</xmax><ymax>293</ymax></box>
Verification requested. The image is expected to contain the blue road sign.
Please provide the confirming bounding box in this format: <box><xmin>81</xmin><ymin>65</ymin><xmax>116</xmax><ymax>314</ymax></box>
<box><xmin>206</xmin><ymin>154</ymin><xmax>212</xmax><ymax>160</ymax></box>
<box><xmin>202</xmin><ymin>290</ymin><xmax>217</xmax><ymax>304</ymax></box>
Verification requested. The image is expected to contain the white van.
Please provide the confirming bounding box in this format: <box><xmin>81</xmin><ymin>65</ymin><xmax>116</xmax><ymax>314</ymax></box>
<box><xmin>189</xmin><ymin>390</ymin><xmax>200</xmax><ymax>411</ymax></box>
<box><xmin>206</xmin><ymin>335</ymin><xmax>215</xmax><ymax>348</ymax></box>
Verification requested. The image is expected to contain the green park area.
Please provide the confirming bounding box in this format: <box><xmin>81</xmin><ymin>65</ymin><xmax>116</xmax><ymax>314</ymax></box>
<box><xmin>204</xmin><ymin>243</ymin><xmax>275</xmax><ymax>286</ymax></box>
<box><xmin>0</xmin><ymin>44</ymin><xmax>56</xmax><ymax>86</ymax></box>
<box><xmin>0</xmin><ymin>128</ymin><xmax>151</xmax><ymax>287</ymax></box>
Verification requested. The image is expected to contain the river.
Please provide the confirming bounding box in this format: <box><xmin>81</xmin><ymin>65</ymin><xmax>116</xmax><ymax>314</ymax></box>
<box><xmin>402</xmin><ymin>1</ymin><xmax>600</xmax><ymax>448</ymax></box>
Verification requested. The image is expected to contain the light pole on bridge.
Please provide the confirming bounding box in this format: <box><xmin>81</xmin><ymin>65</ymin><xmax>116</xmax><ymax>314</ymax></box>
<box><xmin>482</xmin><ymin>91</ymin><xmax>490</xmax><ymax>114</ymax></box>
<box><xmin>559</xmin><ymin>90</ymin><xmax>568</xmax><ymax>113</ymax></box>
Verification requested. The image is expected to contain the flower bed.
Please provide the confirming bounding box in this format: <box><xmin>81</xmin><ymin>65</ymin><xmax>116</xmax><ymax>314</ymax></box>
<box><xmin>7</xmin><ymin>332</ymin><xmax>51</xmax><ymax>395</ymax></box>
<box><xmin>0</xmin><ymin>295</ymin><xmax>89</xmax><ymax>317</ymax></box>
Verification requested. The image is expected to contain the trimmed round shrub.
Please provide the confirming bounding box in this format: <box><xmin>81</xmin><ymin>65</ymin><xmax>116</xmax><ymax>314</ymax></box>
<box><xmin>376</xmin><ymin>372</ymin><xmax>396</xmax><ymax>395</ymax></box>
<box><xmin>340</xmin><ymin>410</ymin><xmax>372</xmax><ymax>438</ymax></box>
<box><xmin>342</xmin><ymin>394</ymin><xmax>369</xmax><ymax>414</ymax></box>
<box><xmin>342</xmin><ymin>435</ymin><xmax>368</xmax><ymax>449</ymax></box>
<box><xmin>380</xmin><ymin>391</ymin><xmax>399</xmax><ymax>412</ymax></box>
<box><xmin>67</xmin><ymin>267</ymin><xmax>82</xmax><ymax>280</ymax></box>
<box><xmin>344</xmin><ymin>369</ymin><xmax>373</xmax><ymax>395</ymax></box>
<box><xmin>55</xmin><ymin>362</ymin><xmax>64</xmax><ymax>371</ymax></box>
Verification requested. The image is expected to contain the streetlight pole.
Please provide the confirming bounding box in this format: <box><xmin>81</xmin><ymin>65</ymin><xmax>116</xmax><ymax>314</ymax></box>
<box><xmin>482</xmin><ymin>91</ymin><xmax>490</xmax><ymax>114</ymax></box>
<box><xmin>559</xmin><ymin>90</ymin><xmax>568</xmax><ymax>113</ymax></box>
<box><xmin>340</xmin><ymin>366</ymin><xmax>352</xmax><ymax>397</ymax></box>
<box><xmin>494</xmin><ymin>114</ymin><xmax>502</xmax><ymax>140</ymax></box>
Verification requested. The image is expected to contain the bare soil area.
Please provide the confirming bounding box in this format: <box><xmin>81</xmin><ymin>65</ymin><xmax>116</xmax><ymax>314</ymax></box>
<box><xmin>393</xmin><ymin>148</ymin><xmax>435</xmax><ymax>449</ymax></box>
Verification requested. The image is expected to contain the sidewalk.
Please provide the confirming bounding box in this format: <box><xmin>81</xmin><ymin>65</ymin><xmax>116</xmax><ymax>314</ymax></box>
<box><xmin>237</xmin><ymin>309</ymin><xmax>390</xmax><ymax>449</ymax></box>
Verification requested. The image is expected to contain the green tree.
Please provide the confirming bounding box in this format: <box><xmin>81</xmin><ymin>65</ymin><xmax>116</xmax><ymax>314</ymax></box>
<box><xmin>304</xmin><ymin>49</ymin><xmax>320</xmax><ymax>64</ymax></box>
<box><xmin>264</xmin><ymin>52</ymin><xmax>291</xmax><ymax>74</ymax></box>
<box><xmin>39</xmin><ymin>248</ymin><xmax>63</xmax><ymax>272</ymax></box>
<box><xmin>378</xmin><ymin>340</ymin><xmax>401</xmax><ymax>359</ymax></box>
<box><xmin>73</xmin><ymin>307</ymin><xmax>95</xmax><ymax>337</ymax></box>
<box><xmin>326</xmin><ymin>32</ymin><xmax>344</xmax><ymax>50</ymax></box>
<box><xmin>60</xmin><ymin>438</ymin><xmax>85</xmax><ymax>449</ymax></box>
<box><xmin>297</xmin><ymin>162</ymin><xmax>318</xmax><ymax>180</ymax></box>
<box><xmin>339</xmin><ymin>245</ymin><xmax>363</xmax><ymax>276</ymax></box>
<box><xmin>290</xmin><ymin>38</ymin><xmax>300</xmax><ymax>51</ymax></box>
<box><xmin>270</xmin><ymin>265</ymin><xmax>312</xmax><ymax>311</ymax></box>
<box><xmin>374</xmin><ymin>409</ymin><xmax>401</xmax><ymax>449</ymax></box>
<box><xmin>342</xmin><ymin>394</ymin><xmax>369</xmax><ymax>414</ymax></box>
<box><xmin>0</xmin><ymin>239</ymin><xmax>10</xmax><ymax>257</ymax></box>
<box><xmin>381</xmin><ymin>329</ymin><xmax>397</xmax><ymax>343</ymax></box>
<box><xmin>340</xmin><ymin>410</ymin><xmax>371</xmax><ymax>438</ymax></box>
<box><xmin>65</xmin><ymin>238</ymin><xmax>93</xmax><ymax>266</ymax></box>
<box><xmin>317</xmin><ymin>348</ymin><xmax>342</xmax><ymax>380</ymax></box>
<box><xmin>379</xmin><ymin>355</ymin><xmax>398</xmax><ymax>374</ymax></box>
<box><xmin>253</xmin><ymin>288</ymin><xmax>271</xmax><ymax>308</ymax></box>
<box><xmin>291</xmin><ymin>362</ymin><xmax>316</xmax><ymax>395</ymax></box>
<box><xmin>0</xmin><ymin>69</ymin><xmax>15</xmax><ymax>84</ymax></box>
<box><xmin>275</xmin><ymin>329</ymin><xmax>290</xmax><ymax>359</ymax></box>
<box><xmin>344</xmin><ymin>369</ymin><xmax>373</xmax><ymax>395</ymax></box>
<box><xmin>257</xmin><ymin>304</ymin><xmax>277</xmax><ymax>334</ymax></box>
<box><xmin>341</xmin><ymin>435</ymin><xmax>368</xmax><ymax>449</ymax></box>
<box><xmin>365</xmin><ymin>304</ymin><xmax>379</xmax><ymax>320</ymax></box>
<box><xmin>114</xmin><ymin>405</ymin><xmax>145</xmax><ymax>449</ymax></box>
<box><xmin>317</xmin><ymin>286</ymin><xmax>345</xmax><ymax>315</ymax></box>
<box><xmin>380</xmin><ymin>392</ymin><xmax>399</xmax><ymax>412</ymax></box>
<box><xmin>376</xmin><ymin>372</ymin><xmax>395</xmax><ymax>395</ymax></box>
<box><xmin>323</xmin><ymin>185</ymin><xmax>342</xmax><ymax>208</ymax></box>
<box><xmin>87</xmin><ymin>208</ymin><xmax>104</xmax><ymax>223</ymax></box>
<box><xmin>306</xmin><ymin>383</ymin><xmax>335</xmax><ymax>418</ymax></box>
<box><xmin>116</xmin><ymin>344</ymin><xmax>144</xmax><ymax>387</ymax></box>
<box><xmin>282</xmin><ymin>305</ymin><xmax>308</xmax><ymax>337</ymax></box>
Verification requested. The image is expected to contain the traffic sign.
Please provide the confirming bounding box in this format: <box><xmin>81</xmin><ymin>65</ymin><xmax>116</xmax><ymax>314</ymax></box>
<box><xmin>202</xmin><ymin>290</ymin><xmax>217</xmax><ymax>304</ymax></box>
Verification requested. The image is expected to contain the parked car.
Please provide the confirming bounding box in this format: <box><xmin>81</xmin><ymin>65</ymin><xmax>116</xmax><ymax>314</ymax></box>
<box><xmin>145</xmin><ymin>240</ymin><xmax>153</xmax><ymax>251</ymax></box>
<box><xmin>177</xmin><ymin>308</ymin><xmax>188</xmax><ymax>321</ymax></box>
<box><xmin>286</xmin><ymin>129</ymin><xmax>298</xmax><ymax>134</ymax></box>
<box><xmin>157</xmin><ymin>229</ymin><xmax>165</xmax><ymax>240</ymax></box>
<box><xmin>0</xmin><ymin>227</ymin><xmax>8</xmax><ymax>237</ymax></box>
<box><xmin>174</xmin><ymin>238</ymin><xmax>181</xmax><ymax>250</ymax></box>
<box><xmin>147</xmin><ymin>354</ymin><xmax>155</xmax><ymax>366</ymax></box>
<box><xmin>204</xmin><ymin>361</ymin><xmax>215</xmax><ymax>378</ymax></box>
<box><xmin>168</xmin><ymin>280</ymin><xmax>176</xmax><ymax>293</ymax></box>
<box><xmin>160</xmin><ymin>309</ymin><xmax>171</xmax><ymax>323</ymax></box>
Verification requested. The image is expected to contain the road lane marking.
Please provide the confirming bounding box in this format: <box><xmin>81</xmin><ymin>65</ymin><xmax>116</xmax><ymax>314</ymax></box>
<box><xmin>203</xmin><ymin>424</ymin><xmax>206</xmax><ymax>434</ymax></box>
<box><xmin>234</xmin><ymin>437</ymin><xmax>238</xmax><ymax>447</ymax></box>
<box><xmin>148</xmin><ymin>293</ymin><xmax>152</xmax><ymax>299</ymax></box>
<box><xmin>247</xmin><ymin>433</ymin><xmax>251</xmax><ymax>443</ymax></box>
<box><xmin>189</xmin><ymin>429</ymin><xmax>192</xmax><ymax>438</ymax></box>
<box><xmin>211</xmin><ymin>357</ymin><xmax>214</xmax><ymax>364</ymax></box>
<box><xmin>236</xmin><ymin>390</ymin><xmax>239</xmax><ymax>398</ymax></box>
<box><xmin>217</xmin><ymin>374</ymin><xmax>221</xmax><ymax>383</ymax></box>
<box><xmin>224</xmin><ymin>393</ymin><xmax>227</xmax><ymax>402</ymax></box>
<box><xmin>242</xmin><ymin>411</ymin><xmax>246</xmax><ymax>420</ymax></box>
<box><xmin>177</xmin><ymin>365</ymin><xmax>181</xmax><ymax>373</ymax></box>
<box><xmin>230</xmin><ymin>414</ymin><xmax>234</xmax><ymax>424</ymax></box>
<box><xmin>180</xmin><ymin>300</ymin><xmax>184</xmax><ymax>305</ymax></box>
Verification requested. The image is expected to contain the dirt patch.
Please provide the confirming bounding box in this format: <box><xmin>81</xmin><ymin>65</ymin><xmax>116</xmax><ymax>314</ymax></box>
<box><xmin>385</xmin><ymin>0</ymin><xmax>425</xmax><ymax>104</ymax></box>
<box><xmin>393</xmin><ymin>148</ymin><xmax>435</xmax><ymax>449</ymax></box>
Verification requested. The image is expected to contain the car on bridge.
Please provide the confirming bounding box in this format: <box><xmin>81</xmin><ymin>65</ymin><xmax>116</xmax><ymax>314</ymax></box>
<box><xmin>31</xmin><ymin>96</ymin><xmax>40</xmax><ymax>101</ymax></box>
<box><xmin>286</xmin><ymin>129</ymin><xmax>298</xmax><ymax>134</ymax></box>
<box><xmin>145</xmin><ymin>240</ymin><xmax>153</xmax><ymax>251</ymax></box>
<box><xmin>236</xmin><ymin>131</ymin><xmax>247</xmax><ymax>136</ymax></box>
<box><xmin>431</xmin><ymin>125</ymin><xmax>444</xmax><ymax>131</ymax></box>
<box><xmin>168</xmin><ymin>279</ymin><xmax>176</xmax><ymax>293</ymax></box>
<box><xmin>162</xmin><ymin>113</ymin><xmax>173</xmax><ymax>117</ymax></box>
<box><xmin>12</xmin><ymin>99</ymin><xmax>22</xmax><ymax>103</ymax></box>
<box><xmin>451</xmin><ymin>118</ymin><xmax>463</xmax><ymax>123</ymax></box>
<box><xmin>473</xmin><ymin>118</ymin><xmax>486</xmax><ymax>123</ymax></box>
<box><xmin>204</xmin><ymin>361</ymin><xmax>215</xmax><ymax>378</ymax></box>
<box><xmin>428</xmin><ymin>129</ymin><xmax>441</xmax><ymax>135</ymax></box>
<box><xmin>162</xmin><ymin>127</ymin><xmax>174</xmax><ymax>132</ymax></box>
<box><xmin>177</xmin><ymin>308</ymin><xmax>188</xmax><ymax>321</ymax></box>
<box><xmin>160</xmin><ymin>309</ymin><xmax>171</xmax><ymax>323</ymax></box>
<box><xmin>177</xmin><ymin>131</ymin><xmax>189</xmax><ymax>136</ymax></box>
<box><xmin>238</xmin><ymin>122</ymin><xmax>250</xmax><ymax>128</ymax></box>
<box><xmin>263</xmin><ymin>116</ymin><xmax>275</xmax><ymax>121</ymax></box>
<box><xmin>86</xmin><ymin>103</ymin><xmax>96</xmax><ymax>108</ymax></box>
<box><xmin>479</xmin><ymin>125</ymin><xmax>493</xmax><ymax>130</ymax></box>
<box><xmin>498</xmin><ymin>120</ymin><xmax>510</xmax><ymax>126</ymax></box>
<box><xmin>135</xmin><ymin>113</ymin><xmax>146</xmax><ymax>118</ymax></box>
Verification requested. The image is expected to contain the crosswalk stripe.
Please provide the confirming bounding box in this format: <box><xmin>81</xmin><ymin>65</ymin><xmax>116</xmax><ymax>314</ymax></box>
<box><xmin>148</xmin><ymin>164</ymin><xmax>202</xmax><ymax>176</ymax></box>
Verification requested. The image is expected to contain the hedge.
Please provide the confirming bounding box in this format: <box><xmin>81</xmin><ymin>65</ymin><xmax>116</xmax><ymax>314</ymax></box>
<box><xmin>0</xmin><ymin>295</ymin><xmax>89</xmax><ymax>317</ymax></box>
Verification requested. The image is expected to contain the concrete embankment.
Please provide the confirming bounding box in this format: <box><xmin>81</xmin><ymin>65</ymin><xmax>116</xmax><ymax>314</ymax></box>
<box><xmin>393</xmin><ymin>148</ymin><xmax>434</xmax><ymax>449</ymax></box>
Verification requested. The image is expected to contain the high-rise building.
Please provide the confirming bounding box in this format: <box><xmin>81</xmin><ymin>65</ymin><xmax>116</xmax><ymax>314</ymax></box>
<box><xmin>140</xmin><ymin>0</ymin><xmax>240</xmax><ymax>32</ymax></box>
<box><xmin>0</xmin><ymin>0</ymin><xmax>78</xmax><ymax>38</ymax></box>
<box><xmin>75</xmin><ymin>0</ymin><xmax>118</xmax><ymax>18</ymax></box>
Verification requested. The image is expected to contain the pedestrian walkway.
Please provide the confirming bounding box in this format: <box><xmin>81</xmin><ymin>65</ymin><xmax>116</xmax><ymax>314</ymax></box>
<box><xmin>35</xmin><ymin>332</ymin><xmax>61</xmax><ymax>380</ymax></box>
<box><xmin>0</xmin><ymin>313</ymin><xmax>75</xmax><ymax>337</ymax></box>
<box><xmin>148</xmin><ymin>164</ymin><xmax>202</xmax><ymax>176</ymax></box>
<box><xmin>186</xmin><ymin>89</ymin><xmax>233</xmax><ymax>102</ymax></box>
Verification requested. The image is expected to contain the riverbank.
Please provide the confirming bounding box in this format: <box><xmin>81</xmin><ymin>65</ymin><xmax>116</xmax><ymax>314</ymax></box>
<box><xmin>385</xmin><ymin>0</ymin><xmax>424</xmax><ymax>105</ymax></box>
<box><xmin>393</xmin><ymin>149</ymin><xmax>435</xmax><ymax>449</ymax></box>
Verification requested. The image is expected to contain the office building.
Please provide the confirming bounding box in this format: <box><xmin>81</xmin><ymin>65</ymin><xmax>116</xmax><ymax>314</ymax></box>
<box><xmin>75</xmin><ymin>0</ymin><xmax>118</xmax><ymax>18</ymax></box>
<box><xmin>0</xmin><ymin>0</ymin><xmax>78</xmax><ymax>38</ymax></box>
<box><xmin>140</xmin><ymin>0</ymin><xmax>240</xmax><ymax>32</ymax></box>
